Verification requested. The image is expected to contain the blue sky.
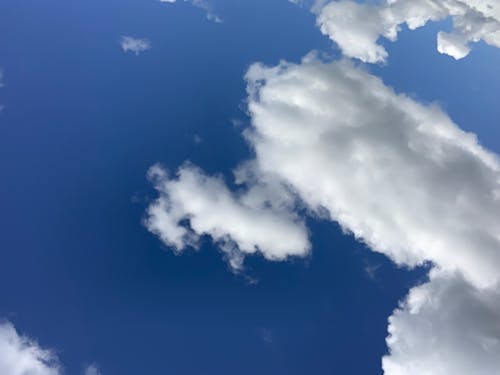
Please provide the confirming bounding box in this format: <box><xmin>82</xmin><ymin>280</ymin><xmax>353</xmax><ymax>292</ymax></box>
<box><xmin>1</xmin><ymin>1</ymin><xmax>500</xmax><ymax>375</ymax></box>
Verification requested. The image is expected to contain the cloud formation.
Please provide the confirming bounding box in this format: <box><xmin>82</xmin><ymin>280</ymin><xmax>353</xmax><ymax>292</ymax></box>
<box><xmin>383</xmin><ymin>271</ymin><xmax>500</xmax><ymax>375</ymax></box>
<box><xmin>245</xmin><ymin>55</ymin><xmax>500</xmax><ymax>289</ymax></box>
<box><xmin>120</xmin><ymin>36</ymin><xmax>151</xmax><ymax>55</ymax></box>
<box><xmin>0</xmin><ymin>321</ymin><xmax>61</xmax><ymax>375</ymax></box>
<box><xmin>147</xmin><ymin>55</ymin><xmax>500</xmax><ymax>287</ymax></box>
<box><xmin>313</xmin><ymin>0</ymin><xmax>500</xmax><ymax>62</ymax></box>
<box><xmin>145</xmin><ymin>164</ymin><xmax>310</xmax><ymax>269</ymax></box>
<box><xmin>146</xmin><ymin>54</ymin><xmax>500</xmax><ymax>373</ymax></box>
<box><xmin>243</xmin><ymin>55</ymin><xmax>500</xmax><ymax>373</ymax></box>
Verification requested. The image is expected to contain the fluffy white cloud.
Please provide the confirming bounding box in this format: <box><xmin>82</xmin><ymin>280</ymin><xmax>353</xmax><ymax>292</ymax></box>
<box><xmin>120</xmin><ymin>36</ymin><xmax>151</xmax><ymax>55</ymax></box>
<box><xmin>245</xmin><ymin>55</ymin><xmax>500</xmax><ymax>289</ymax></box>
<box><xmin>314</xmin><ymin>0</ymin><xmax>500</xmax><ymax>62</ymax></box>
<box><xmin>147</xmin><ymin>54</ymin><xmax>500</xmax><ymax>288</ymax></box>
<box><xmin>242</xmin><ymin>55</ymin><xmax>500</xmax><ymax>373</ymax></box>
<box><xmin>383</xmin><ymin>271</ymin><xmax>500</xmax><ymax>375</ymax></box>
<box><xmin>0</xmin><ymin>321</ymin><xmax>61</xmax><ymax>375</ymax></box>
<box><xmin>160</xmin><ymin>0</ymin><xmax>222</xmax><ymax>23</ymax></box>
<box><xmin>146</xmin><ymin>55</ymin><xmax>500</xmax><ymax>372</ymax></box>
<box><xmin>145</xmin><ymin>163</ymin><xmax>310</xmax><ymax>270</ymax></box>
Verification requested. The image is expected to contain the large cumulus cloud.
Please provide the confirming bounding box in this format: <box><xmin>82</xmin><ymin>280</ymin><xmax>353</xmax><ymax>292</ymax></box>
<box><xmin>245</xmin><ymin>55</ymin><xmax>500</xmax><ymax>289</ymax></box>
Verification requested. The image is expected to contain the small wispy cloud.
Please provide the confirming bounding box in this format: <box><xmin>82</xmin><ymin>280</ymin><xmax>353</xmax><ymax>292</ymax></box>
<box><xmin>193</xmin><ymin>134</ymin><xmax>202</xmax><ymax>144</ymax></box>
<box><xmin>160</xmin><ymin>0</ymin><xmax>222</xmax><ymax>23</ymax></box>
<box><xmin>259</xmin><ymin>328</ymin><xmax>273</xmax><ymax>344</ymax></box>
<box><xmin>120</xmin><ymin>36</ymin><xmax>151</xmax><ymax>55</ymax></box>
<box><xmin>363</xmin><ymin>260</ymin><xmax>380</xmax><ymax>281</ymax></box>
<box><xmin>85</xmin><ymin>363</ymin><xmax>102</xmax><ymax>375</ymax></box>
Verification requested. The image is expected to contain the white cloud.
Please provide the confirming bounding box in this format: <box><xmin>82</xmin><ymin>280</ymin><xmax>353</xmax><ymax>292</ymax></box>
<box><xmin>0</xmin><ymin>321</ymin><xmax>61</xmax><ymax>375</ymax></box>
<box><xmin>84</xmin><ymin>364</ymin><xmax>102</xmax><ymax>375</ymax></box>
<box><xmin>145</xmin><ymin>163</ymin><xmax>310</xmax><ymax>270</ymax></box>
<box><xmin>147</xmin><ymin>53</ymin><xmax>500</xmax><ymax>288</ymax></box>
<box><xmin>160</xmin><ymin>0</ymin><xmax>222</xmax><ymax>23</ymax></box>
<box><xmin>0</xmin><ymin>321</ymin><xmax>102</xmax><ymax>375</ymax></box>
<box><xmin>146</xmin><ymin>55</ymin><xmax>500</xmax><ymax>372</ymax></box>
<box><xmin>314</xmin><ymin>0</ymin><xmax>500</xmax><ymax>62</ymax></box>
<box><xmin>120</xmin><ymin>36</ymin><xmax>151</xmax><ymax>55</ymax></box>
<box><xmin>245</xmin><ymin>55</ymin><xmax>500</xmax><ymax>289</ymax></box>
<box><xmin>243</xmin><ymin>55</ymin><xmax>500</xmax><ymax>373</ymax></box>
<box><xmin>383</xmin><ymin>271</ymin><xmax>500</xmax><ymax>375</ymax></box>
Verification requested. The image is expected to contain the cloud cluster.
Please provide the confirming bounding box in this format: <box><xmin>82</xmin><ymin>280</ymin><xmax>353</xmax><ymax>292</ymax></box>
<box><xmin>120</xmin><ymin>36</ymin><xmax>151</xmax><ymax>55</ymax></box>
<box><xmin>314</xmin><ymin>0</ymin><xmax>500</xmax><ymax>62</ymax></box>
<box><xmin>145</xmin><ymin>164</ymin><xmax>310</xmax><ymax>269</ymax></box>
<box><xmin>146</xmin><ymin>54</ymin><xmax>500</xmax><ymax>373</ymax></box>
<box><xmin>0</xmin><ymin>321</ymin><xmax>61</xmax><ymax>375</ymax></box>
<box><xmin>383</xmin><ymin>271</ymin><xmax>500</xmax><ymax>375</ymax></box>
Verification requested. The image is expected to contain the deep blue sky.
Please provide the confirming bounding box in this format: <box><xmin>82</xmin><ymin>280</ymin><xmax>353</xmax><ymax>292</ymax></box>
<box><xmin>0</xmin><ymin>1</ymin><xmax>499</xmax><ymax>374</ymax></box>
